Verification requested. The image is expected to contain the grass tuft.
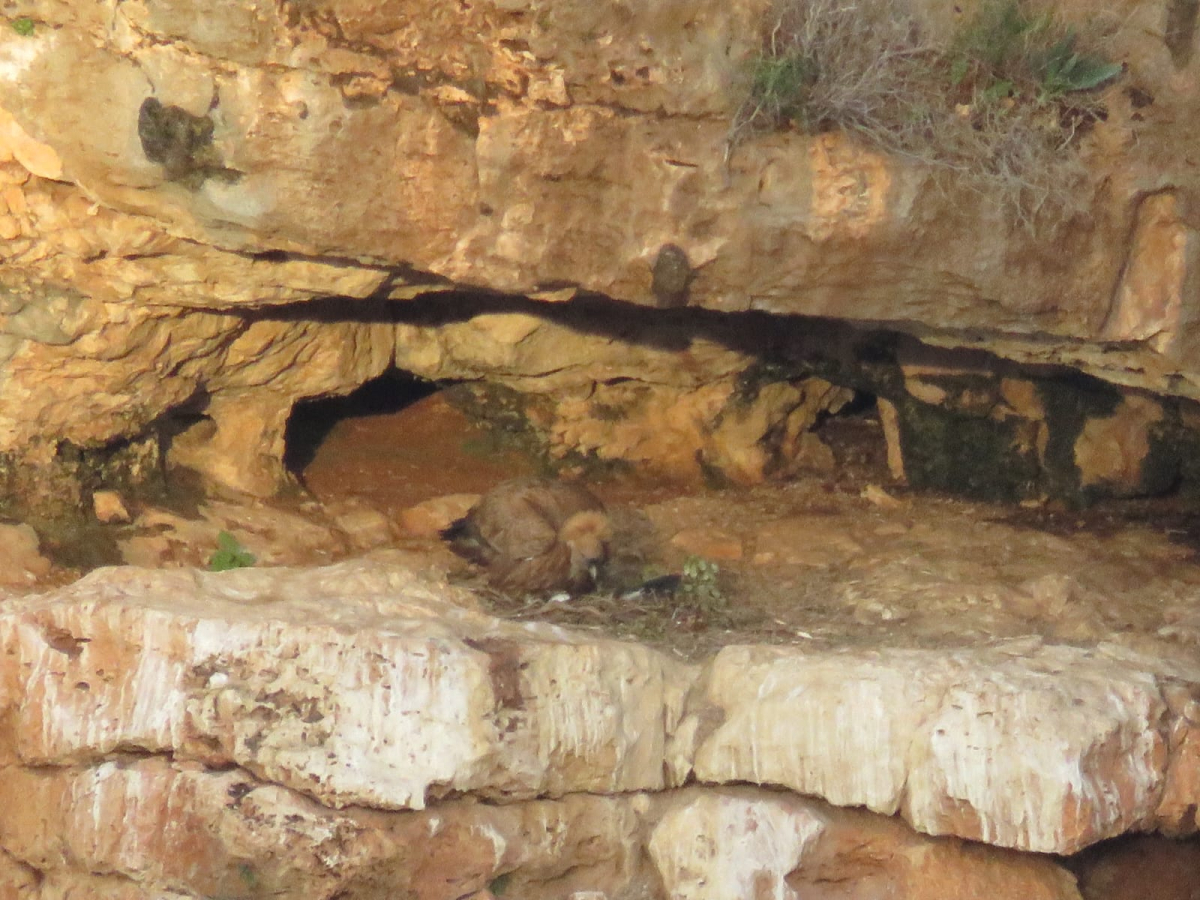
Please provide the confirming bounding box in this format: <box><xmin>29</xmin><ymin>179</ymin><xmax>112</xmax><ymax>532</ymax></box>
<box><xmin>729</xmin><ymin>0</ymin><xmax>1122</xmax><ymax>227</ymax></box>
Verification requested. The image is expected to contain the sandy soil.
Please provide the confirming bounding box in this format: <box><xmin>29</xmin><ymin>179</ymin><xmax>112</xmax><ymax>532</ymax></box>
<box><xmin>289</xmin><ymin>390</ymin><xmax>1200</xmax><ymax>664</ymax></box>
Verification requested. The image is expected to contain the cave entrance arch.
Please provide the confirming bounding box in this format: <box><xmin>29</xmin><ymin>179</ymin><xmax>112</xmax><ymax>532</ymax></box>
<box><xmin>283</xmin><ymin>370</ymin><xmax>542</xmax><ymax>515</ymax></box>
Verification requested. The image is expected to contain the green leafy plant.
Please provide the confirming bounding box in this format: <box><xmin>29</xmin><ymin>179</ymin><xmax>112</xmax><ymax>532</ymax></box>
<box><xmin>950</xmin><ymin>2</ymin><xmax>1120</xmax><ymax>105</ymax></box>
<box><xmin>746</xmin><ymin>54</ymin><xmax>816</xmax><ymax>128</ymax></box>
<box><xmin>1035</xmin><ymin>32</ymin><xmax>1122</xmax><ymax>100</ymax></box>
<box><xmin>679</xmin><ymin>555</ymin><xmax>726</xmax><ymax>612</ymax></box>
<box><xmin>10</xmin><ymin>17</ymin><xmax>34</xmax><ymax>36</ymax></box>
<box><xmin>208</xmin><ymin>531</ymin><xmax>256</xmax><ymax>572</ymax></box>
<box><xmin>952</xmin><ymin>0</ymin><xmax>1046</xmax><ymax>72</ymax></box>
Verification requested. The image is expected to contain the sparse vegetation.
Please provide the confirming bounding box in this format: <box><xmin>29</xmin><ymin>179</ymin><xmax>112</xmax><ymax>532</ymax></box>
<box><xmin>208</xmin><ymin>530</ymin><xmax>255</xmax><ymax>572</ymax></box>
<box><xmin>678</xmin><ymin>555</ymin><xmax>726</xmax><ymax>614</ymax></box>
<box><xmin>478</xmin><ymin>555</ymin><xmax>746</xmax><ymax>655</ymax></box>
<box><xmin>729</xmin><ymin>0</ymin><xmax>1122</xmax><ymax>225</ymax></box>
<box><xmin>948</xmin><ymin>2</ymin><xmax>1121</xmax><ymax>105</ymax></box>
<box><xmin>10</xmin><ymin>17</ymin><xmax>34</xmax><ymax>36</ymax></box>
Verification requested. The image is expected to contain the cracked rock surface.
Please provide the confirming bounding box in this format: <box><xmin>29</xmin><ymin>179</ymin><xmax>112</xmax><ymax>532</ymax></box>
<box><xmin>1</xmin><ymin>556</ymin><xmax>1198</xmax><ymax>897</ymax></box>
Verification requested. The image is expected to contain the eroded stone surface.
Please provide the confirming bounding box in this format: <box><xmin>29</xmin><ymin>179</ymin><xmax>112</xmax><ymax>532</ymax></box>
<box><xmin>0</xmin><ymin>0</ymin><xmax>1192</xmax><ymax>503</ymax></box>
<box><xmin>0</xmin><ymin>757</ymin><xmax>653</xmax><ymax>899</ymax></box>
<box><xmin>648</xmin><ymin>787</ymin><xmax>1082</xmax><ymax>900</ymax></box>
<box><xmin>1</xmin><ymin>557</ymin><xmax>1199</xmax><ymax>895</ymax></box>
<box><xmin>681</xmin><ymin>641</ymin><xmax>1184</xmax><ymax>854</ymax></box>
<box><xmin>0</xmin><ymin>522</ymin><xmax>51</xmax><ymax>586</ymax></box>
<box><xmin>0</xmin><ymin>558</ymin><xmax>694</xmax><ymax>809</ymax></box>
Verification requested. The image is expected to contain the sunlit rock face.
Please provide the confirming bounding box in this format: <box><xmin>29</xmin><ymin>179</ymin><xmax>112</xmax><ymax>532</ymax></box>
<box><xmin>2</xmin><ymin>558</ymin><xmax>1198</xmax><ymax>897</ymax></box>
<box><xmin>680</xmin><ymin>642</ymin><xmax>1179</xmax><ymax>854</ymax></box>
<box><xmin>0</xmin><ymin>0</ymin><xmax>1193</xmax><ymax>505</ymax></box>
<box><xmin>0</xmin><ymin>560</ymin><xmax>695</xmax><ymax>808</ymax></box>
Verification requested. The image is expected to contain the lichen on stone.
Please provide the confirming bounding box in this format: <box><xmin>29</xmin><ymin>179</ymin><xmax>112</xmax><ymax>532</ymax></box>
<box><xmin>137</xmin><ymin>97</ymin><xmax>239</xmax><ymax>189</ymax></box>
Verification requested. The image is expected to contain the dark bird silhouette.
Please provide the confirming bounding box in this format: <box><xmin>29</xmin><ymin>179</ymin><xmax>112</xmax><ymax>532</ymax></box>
<box><xmin>441</xmin><ymin>477</ymin><xmax>612</xmax><ymax>596</ymax></box>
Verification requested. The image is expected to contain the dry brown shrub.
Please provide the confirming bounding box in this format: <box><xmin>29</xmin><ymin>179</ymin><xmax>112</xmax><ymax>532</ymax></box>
<box><xmin>729</xmin><ymin>0</ymin><xmax>1121</xmax><ymax>227</ymax></box>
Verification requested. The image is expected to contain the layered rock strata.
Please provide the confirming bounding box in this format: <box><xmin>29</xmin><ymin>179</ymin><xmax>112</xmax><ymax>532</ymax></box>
<box><xmin>0</xmin><ymin>0</ymin><xmax>1193</xmax><ymax>505</ymax></box>
<box><xmin>1</xmin><ymin>558</ymin><xmax>1197</xmax><ymax>897</ymax></box>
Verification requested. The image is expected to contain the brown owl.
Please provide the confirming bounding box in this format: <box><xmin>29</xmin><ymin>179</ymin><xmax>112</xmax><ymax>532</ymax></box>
<box><xmin>441</xmin><ymin>477</ymin><xmax>612</xmax><ymax>595</ymax></box>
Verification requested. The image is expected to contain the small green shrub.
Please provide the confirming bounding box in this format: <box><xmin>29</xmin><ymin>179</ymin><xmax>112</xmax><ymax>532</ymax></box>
<box><xmin>10</xmin><ymin>17</ymin><xmax>34</xmax><ymax>36</ymax></box>
<box><xmin>746</xmin><ymin>54</ymin><xmax>816</xmax><ymax>127</ymax></box>
<box><xmin>1035</xmin><ymin>33</ymin><xmax>1123</xmax><ymax>99</ymax></box>
<box><xmin>949</xmin><ymin>1</ymin><xmax>1121</xmax><ymax>104</ymax></box>
<box><xmin>679</xmin><ymin>555</ymin><xmax>726</xmax><ymax>612</ymax></box>
<box><xmin>208</xmin><ymin>531</ymin><xmax>256</xmax><ymax>572</ymax></box>
<box><xmin>730</xmin><ymin>0</ymin><xmax>1123</xmax><ymax>226</ymax></box>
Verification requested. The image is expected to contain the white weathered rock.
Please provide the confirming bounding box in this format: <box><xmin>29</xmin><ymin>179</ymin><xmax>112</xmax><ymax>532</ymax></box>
<box><xmin>647</xmin><ymin>787</ymin><xmax>1081</xmax><ymax>900</ymax></box>
<box><xmin>2</xmin><ymin>557</ymin><xmax>1200</xmax><ymax>896</ymax></box>
<box><xmin>0</xmin><ymin>559</ymin><xmax>695</xmax><ymax>809</ymax></box>
<box><xmin>681</xmin><ymin>641</ymin><xmax>1180</xmax><ymax>853</ymax></box>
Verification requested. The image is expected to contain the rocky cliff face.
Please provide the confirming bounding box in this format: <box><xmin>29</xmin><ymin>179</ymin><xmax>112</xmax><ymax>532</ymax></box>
<box><xmin>1</xmin><ymin>557</ymin><xmax>1196</xmax><ymax>899</ymax></box>
<box><xmin>0</xmin><ymin>0</ymin><xmax>1194</xmax><ymax>507</ymax></box>
<box><xmin>1</xmin><ymin>1</ymin><xmax>1200</xmax><ymax>894</ymax></box>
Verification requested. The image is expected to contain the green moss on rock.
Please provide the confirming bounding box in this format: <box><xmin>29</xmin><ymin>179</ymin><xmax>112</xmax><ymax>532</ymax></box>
<box><xmin>896</xmin><ymin>393</ymin><xmax>1042</xmax><ymax>501</ymax></box>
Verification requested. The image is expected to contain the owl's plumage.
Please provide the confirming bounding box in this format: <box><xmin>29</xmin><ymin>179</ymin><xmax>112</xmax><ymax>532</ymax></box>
<box><xmin>441</xmin><ymin>477</ymin><xmax>612</xmax><ymax>595</ymax></box>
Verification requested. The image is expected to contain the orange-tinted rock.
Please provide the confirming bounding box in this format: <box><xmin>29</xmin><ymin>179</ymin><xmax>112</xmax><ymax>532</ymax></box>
<box><xmin>398</xmin><ymin>493</ymin><xmax>480</xmax><ymax>538</ymax></box>
<box><xmin>669</xmin><ymin>528</ymin><xmax>744</xmax><ymax>561</ymax></box>
<box><xmin>649</xmin><ymin>787</ymin><xmax>1081</xmax><ymax>900</ymax></box>
<box><xmin>0</xmin><ymin>0</ymin><xmax>1188</xmax><ymax>504</ymax></box>
<box><xmin>751</xmin><ymin>515</ymin><xmax>864</xmax><ymax>567</ymax></box>
<box><xmin>0</xmin><ymin>522</ymin><xmax>51</xmax><ymax>586</ymax></box>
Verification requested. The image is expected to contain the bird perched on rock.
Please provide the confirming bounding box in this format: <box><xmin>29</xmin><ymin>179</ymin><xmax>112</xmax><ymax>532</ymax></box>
<box><xmin>441</xmin><ymin>476</ymin><xmax>612</xmax><ymax>596</ymax></box>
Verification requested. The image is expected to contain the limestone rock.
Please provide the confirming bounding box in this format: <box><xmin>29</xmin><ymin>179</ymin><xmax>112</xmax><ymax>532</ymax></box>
<box><xmin>0</xmin><ymin>0</ymin><xmax>1189</xmax><ymax>509</ymax></box>
<box><xmin>0</xmin><ymin>521</ymin><xmax>52</xmax><ymax>586</ymax></box>
<box><xmin>0</xmin><ymin>756</ymin><xmax>654</xmax><ymax>899</ymax></box>
<box><xmin>883</xmin><ymin>343</ymin><xmax>1187</xmax><ymax>502</ymax></box>
<box><xmin>91</xmin><ymin>489</ymin><xmax>132</xmax><ymax>525</ymax></box>
<box><xmin>1073</xmin><ymin>393</ymin><xmax>1165</xmax><ymax>495</ymax></box>
<box><xmin>680</xmin><ymin>641</ymin><xmax>1183</xmax><ymax>854</ymax></box>
<box><xmin>398</xmin><ymin>493</ymin><xmax>480</xmax><ymax>539</ymax></box>
<box><xmin>2</xmin><ymin>558</ymin><xmax>1200</xmax><ymax>892</ymax></box>
<box><xmin>324</xmin><ymin>499</ymin><xmax>399</xmax><ymax>550</ymax></box>
<box><xmin>118</xmin><ymin>501</ymin><xmax>351</xmax><ymax>569</ymax></box>
<box><xmin>751</xmin><ymin>515</ymin><xmax>865</xmax><ymax>567</ymax></box>
<box><xmin>648</xmin><ymin>787</ymin><xmax>1081</xmax><ymax>900</ymax></box>
<box><xmin>0</xmin><ymin>559</ymin><xmax>695</xmax><ymax>809</ymax></box>
<box><xmin>669</xmin><ymin>528</ymin><xmax>744</xmax><ymax>562</ymax></box>
<box><xmin>1100</xmin><ymin>191</ymin><xmax>1193</xmax><ymax>359</ymax></box>
<box><xmin>0</xmin><ymin>758</ymin><xmax>394</xmax><ymax>899</ymax></box>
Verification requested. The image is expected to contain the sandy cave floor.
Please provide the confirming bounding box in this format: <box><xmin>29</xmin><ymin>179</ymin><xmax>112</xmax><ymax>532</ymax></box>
<box><xmin>289</xmin><ymin>388</ymin><xmax>1200</xmax><ymax>663</ymax></box>
<box><xmin>19</xmin><ymin>385</ymin><xmax>1200</xmax><ymax>665</ymax></box>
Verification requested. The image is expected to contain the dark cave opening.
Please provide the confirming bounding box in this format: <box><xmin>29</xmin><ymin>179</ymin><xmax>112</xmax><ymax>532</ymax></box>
<box><xmin>283</xmin><ymin>370</ymin><xmax>439</xmax><ymax>477</ymax></box>
<box><xmin>281</xmin><ymin>370</ymin><xmax>547</xmax><ymax>514</ymax></box>
<box><xmin>166</xmin><ymin>290</ymin><xmax>1200</xmax><ymax>516</ymax></box>
<box><xmin>1065</xmin><ymin>832</ymin><xmax>1200</xmax><ymax>900</ymax></box>
<box><xmin>811</xmin><ymin>389</ymin><xmax>891</xmax><ymax>481</ymax></box>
